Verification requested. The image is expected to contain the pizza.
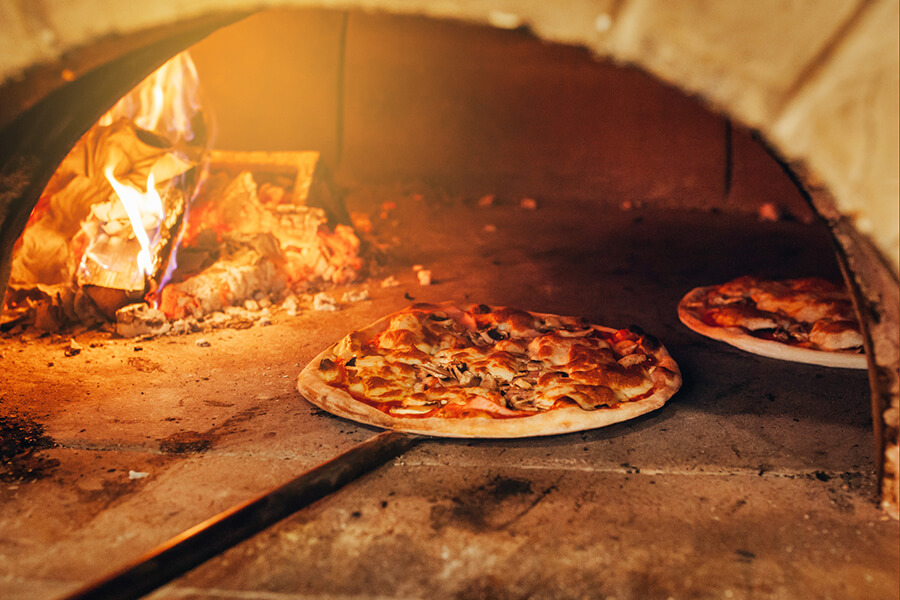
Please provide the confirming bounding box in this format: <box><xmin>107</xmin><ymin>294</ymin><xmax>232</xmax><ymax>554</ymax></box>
<box><xmin>678</xmin><ymin>276</ymin><xmax>866</xmax><ymax>369</ymax></box>
<box><xmin>296</xmin><ymin>303</ymin><xmax>681</xmax><ymax>438</ymax></box>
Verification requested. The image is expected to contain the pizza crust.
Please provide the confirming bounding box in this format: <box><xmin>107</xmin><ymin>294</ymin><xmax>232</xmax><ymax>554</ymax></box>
<box><xmin>297</xmin><ymin>307</ymin><xmax>682</xmax><ymax>438</ymax></box>
<box><xmin>678</xmin><ymin>286</ymin><xmax>867</xmax><ymax>370</ymax></box>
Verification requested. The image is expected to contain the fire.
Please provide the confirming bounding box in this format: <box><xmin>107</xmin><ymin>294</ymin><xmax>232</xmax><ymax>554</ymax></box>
<box><xmin>98</xmin><ymin>51</ymin><xmax>202</xmax><ymax>144</ymax></box>
<box><xmin>4</xmin><ymin>50</ymin><xmax>365</xmax><ymax>335</ymax></box>
<box><xmin>103</xmin><ymin>167</ymin><xmax>164</xmax><ymax>278</ymax></box>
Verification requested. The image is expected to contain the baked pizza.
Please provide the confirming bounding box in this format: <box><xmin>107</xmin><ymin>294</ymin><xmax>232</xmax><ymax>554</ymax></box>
<box><xmin>678</xmin><ymin>276</ymin><xmax>866</xmax><ymax>369</ymax></box>
<box><xmin>297</xmin><ymin>303</ymin><xmax>681</xmax><ymax>438</ymax></box>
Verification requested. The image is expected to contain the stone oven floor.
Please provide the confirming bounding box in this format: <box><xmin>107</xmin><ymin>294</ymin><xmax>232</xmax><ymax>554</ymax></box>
<box><xmin>1</xmin><ymin>191</ymin><xmax>897</xmax><ymax>600</ymax></box>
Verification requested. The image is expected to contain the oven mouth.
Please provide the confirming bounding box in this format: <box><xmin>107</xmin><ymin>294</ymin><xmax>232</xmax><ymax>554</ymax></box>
<box><xmin>0</xmin><ymin>5</ymin><xmax>897</xmax><ymax>598</ymax></box>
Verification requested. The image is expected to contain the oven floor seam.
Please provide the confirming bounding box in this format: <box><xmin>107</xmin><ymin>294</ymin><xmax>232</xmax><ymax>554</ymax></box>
<box><xmin>394</xmin><ymin>459</ymin><xmax>875</xmax><ymax>481</ymax></box>
<box><xmin>159</xmin><ymin>588</ymin><xmax>410</xmax><ymax>600</ymax></box>
<box><xmin>47</xmin><ymin>440</ymin><xmax>876</xmax><ymax>482</ymax></box>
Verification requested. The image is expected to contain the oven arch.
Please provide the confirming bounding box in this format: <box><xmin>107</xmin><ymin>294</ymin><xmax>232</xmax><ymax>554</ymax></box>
<box><xmin>0</xmin><ymin>0</ymin><xmax>896</xmax><ymax>515</ymax></box>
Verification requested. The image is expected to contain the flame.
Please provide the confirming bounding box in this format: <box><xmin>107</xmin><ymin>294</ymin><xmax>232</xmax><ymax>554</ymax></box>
<box><xmin>104</xmin><ymin>167</ymin><xmax>164</xmax><ymax>278</ymax></box>
<box><xmin>98</xmin><ymin>52</ymin><xmax>202</xmax><ymax>143</ymax></box>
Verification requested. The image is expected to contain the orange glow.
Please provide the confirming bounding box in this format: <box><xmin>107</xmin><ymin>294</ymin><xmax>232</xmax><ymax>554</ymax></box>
<box><xmin>97</xmin><ymin>51</ymin><xmax>202</xmax><ymax>143</ymax></box>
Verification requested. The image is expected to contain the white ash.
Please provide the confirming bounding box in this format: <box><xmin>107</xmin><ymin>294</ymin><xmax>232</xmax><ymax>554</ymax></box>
<box><xmin>64</xmin><ymin>338</ymin><xmax>82</xmax><ymax>357</ymax></box>
<box><xmin>381</xmin><ymin>276</ymin><xmax>400</xmax><ymax>288</ymax></box>
<box><xmin>170</xmin><ymin>318</ymin><xmax>201</xmax><ymax>335</ymax></box>
<box><xmin>116</xmin><ymin>303</ymin><xmax>172</xmax><ymax>338</ymax></box>
<box><xmin>195</xmin><ymin>338</ymin><xmax>211</xmax><ymax>347</ymax></box>
<box><xmin>128</xmin><ymin>470</ymin><xmax>149</xmax><ymax>480</ymax></box>
<box><xmin>313</xmin><ymin>292</ymin><xmax>339</xmax><ymax>311</ymax></box>
<box><xmin>282</xmin><ymin>294</ymin><xmax>300</xmax><ymax>316</ymax></box>
<box><xmin>417</xmin><ymin>269</ymin><xmax>432</xmax><ymax>286</ymax></box>
<box><xmin>189</xmin><ymin>307</ymin><xmax>270</xmax><ymax>333</ymax></box>
<box><xmin>342</xmin><ymin>288</ymin><xmax>370</xmax><ymax>303</ymax></box>
<box><xmin>173</xmin><ymin>250</ymin><xmax>286</xmax><ymax>317</ymax></box>
<box><xmin>205</xmin><ymin>311</ymin><xmax>243</xmax><ymax>328</ymax></box>
<box><xmin>244</xmin><ymin>299</ymin><xmax>260</xmax><ymax>311</ymax></box>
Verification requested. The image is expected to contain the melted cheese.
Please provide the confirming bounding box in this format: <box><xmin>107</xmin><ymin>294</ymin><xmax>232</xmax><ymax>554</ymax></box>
<box><xmin>701</xmin><ymin>277</ymin><xmax>863</xmax><ymax>352</ymax></box>
<box><xmin>328</xmin><ymin>304</ymin><xmax>667</xmax><ymax>419</ymax></box>
<box><xmin>809</xmin><ymin>319</ymin><xmax>863</xmax><ymax>350</ymax></box>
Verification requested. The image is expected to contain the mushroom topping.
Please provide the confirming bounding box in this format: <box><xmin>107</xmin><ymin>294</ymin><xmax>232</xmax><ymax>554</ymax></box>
<box><xmin>787</xmin><ymin>322</ymin><xmax>809</xmax><ymax>342</ymax></box>
<box><xmin>505</xmin><ymin>387</ymin><xmax>555</xmax><ymax>411</ymax></box>
<box><xmin>512</xmin><ymin>378</ymin><xmax>533</xmax><ymax>390</ymax></box>
<box><xmin>618</xmin><ymin>354</ymin><xmax>646</xmax><ymax>368</ymax></box>
<box><xmin>480</xmin><ymin>373</ymin><xmax>498</xmax><ymax>391</ymax></box>
<box><xmin>480</xmin><ymin>328</ymin><xmax>508</xmax><ymax>344</ymax></box>
<box><xmin>505</xmin><ymin>388</ymin><xmax>538</xmax><ymax>411</ymax></box>
<box><xmin>458</xmin><ymin>370</ymin><xmax>481</xmax><ymax>387</ymax></box>
<box><xmin>419</xmin><ymin>363</ymin><xmax>451</xmax><ymax>378</ymax></box>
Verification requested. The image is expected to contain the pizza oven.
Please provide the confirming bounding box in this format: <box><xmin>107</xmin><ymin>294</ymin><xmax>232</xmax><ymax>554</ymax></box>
<box><xmin>1</xmin><ymin>4</ymin><xmax>898</xmax><ymax>599</ymax></box>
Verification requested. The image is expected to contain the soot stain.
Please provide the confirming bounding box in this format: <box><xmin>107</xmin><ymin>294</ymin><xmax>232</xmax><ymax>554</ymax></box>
<box><xmin>126</xmin><ymin>356</ymin><xmax>164</xmax><ymax>372</ymax></box>
<box><xmin>0</xmin><ymin>414</ymin><xmax>59</xmax><ymax>481</ymax></box>
<box><xmin>158</xmin><ymin>430</ymin><xmax>214</xmax><ymax>454</ymax></box>
<box><xmin>156</xmin><ymin>406</ymin><xmax>268</xmax><ymax>454</ymax></box>
<box><xmin>430</xmin><ymin>475</ymin><xmax>534</xmax><ymax>532</ymax></box>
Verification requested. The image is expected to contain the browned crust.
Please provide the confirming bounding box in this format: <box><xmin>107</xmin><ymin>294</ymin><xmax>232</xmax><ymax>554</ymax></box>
<box><xmin>678</xmin><ymin>286</ymin><xmax>867</xmax><ymax>370</ymax></box>
<box><xmin>297</xmin><ymin>305</ymin><xmax>682</xmax><ymax>438</ymax></box>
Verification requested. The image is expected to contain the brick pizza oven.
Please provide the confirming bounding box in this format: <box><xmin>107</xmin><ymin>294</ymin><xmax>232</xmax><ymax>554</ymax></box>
<box><xmin>0</xmin><ymin>2</ymin><xmax>897</xmax><ymax>599</ymax></box>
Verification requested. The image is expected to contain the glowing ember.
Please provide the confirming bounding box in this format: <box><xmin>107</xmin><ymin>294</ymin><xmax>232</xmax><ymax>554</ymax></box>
<box><xmin>103</xmin><ymin>167</ymin><xmax>164</xmax><ymax>278</ymax></box>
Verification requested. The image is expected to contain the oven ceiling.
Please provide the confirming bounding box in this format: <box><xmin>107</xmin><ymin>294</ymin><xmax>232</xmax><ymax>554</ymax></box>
<box><xmin>1</xmin><ymin>0</ymin><xmax>897</xmax><ymax>276</ymax></box>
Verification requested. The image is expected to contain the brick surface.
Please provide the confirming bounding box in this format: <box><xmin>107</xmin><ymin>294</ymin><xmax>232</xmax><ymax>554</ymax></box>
<box><xmin>608</xmin><ymin>0</ymin><xmax>864</xmax><ymax>128</ymax></box>
<box><xmin>727</xmin><ymin>125</ymin><xmax>814</xmax><ymax>221</ymax></box>
<box><xmin>154</xmin><ymin>464</ymin><xmax>899</xmax><ymax>600</ymax></box>
<box><xmin>340</xmin><ymin>12</ymin><xmax>727</xmax><ymax>206</ymax></box>
<box><xmin>0</xmin><ymin>1</ymin><xmax>55</xmax><ymax>81</ymax></box>
<box><xmin>772</xmin><ymin>0</ymin><xmax>900</xmax><ymax>275</ymax></box>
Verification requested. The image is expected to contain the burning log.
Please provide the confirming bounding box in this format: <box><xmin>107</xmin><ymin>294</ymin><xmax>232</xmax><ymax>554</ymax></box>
<box><xmin>207</xmin><ymin>149</ymin><xmax>350</xmax><ymax>225</ymax></box>
<box><xmin>77</xmin><ymin>181</ymin><xmax>187</xmax><ymax>318</ymax></box>
<box><xmin>150</xmin><ymin>158</ymin><xmax>362</xmax><ymax>324</ymax></box>
<box><xmin>6</xmin><ymin>119</ymin><xmax>196</xmax><ymax>324</ymax></box>
<box><xmin>115</xmin><ymin>303</ymin><xmax>172</xmax><ymax>338</ymax></box>
<box><xmin>158</xmin><ymin>247</ymin><xmax>286</xmax><ymax>321</ymax></box>
<box><xmin>2</xmin><ymin>283</ymin><xmax>107</xmax><ymax>332</ymax></box>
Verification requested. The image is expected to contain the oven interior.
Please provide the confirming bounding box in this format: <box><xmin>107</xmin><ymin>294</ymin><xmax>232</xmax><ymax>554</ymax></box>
<box><xmin>0</xmin><ymin>8</ymin><xmax>898</xmax><ymax>600</ymax></box>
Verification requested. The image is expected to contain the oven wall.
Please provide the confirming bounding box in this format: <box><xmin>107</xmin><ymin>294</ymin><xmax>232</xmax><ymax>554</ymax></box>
<box><xmin>189</xmin><ymin>10</ymin><xmax>810</xmax><ymax>216</ymax></box>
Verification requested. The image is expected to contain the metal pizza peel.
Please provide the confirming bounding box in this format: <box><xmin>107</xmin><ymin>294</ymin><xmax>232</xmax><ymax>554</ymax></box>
<box><xmin>62</xmin><ymin>430</ymin><xmax>420</xmax><ymax>600</ymax></box>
